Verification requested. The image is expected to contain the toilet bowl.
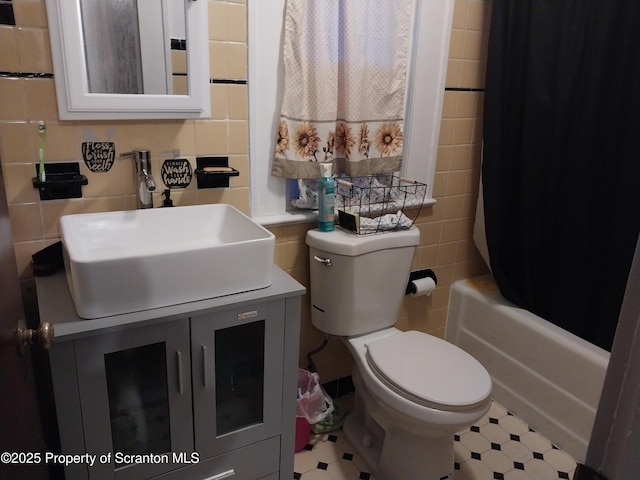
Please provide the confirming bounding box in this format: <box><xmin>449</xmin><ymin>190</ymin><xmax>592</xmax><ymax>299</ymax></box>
<box><xmin>306</xmin><ymin>227</ymin><xmax>493</xmax><ymax>479</ymax></box>
<box><xmin>344</xmin><ymin>328</ymin><xmax>492</xmax><ymax>479</ymax></box>
<box><xmin>350</xmin><ymin>328</ymin><xmax>492</xmax><ymax>433</ymax></box>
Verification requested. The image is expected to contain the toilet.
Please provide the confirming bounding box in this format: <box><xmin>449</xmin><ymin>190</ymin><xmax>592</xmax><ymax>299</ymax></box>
<box><xmin>306</xmin><ymin>227</ymin><xmax>492</xmax><ymax>480</ymax></box>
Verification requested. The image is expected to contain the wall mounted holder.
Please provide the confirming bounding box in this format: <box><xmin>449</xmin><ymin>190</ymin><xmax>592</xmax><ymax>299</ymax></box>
<box><xmin>195</xmin><ymin>156</ymin><xmax>239</xmax><ymax>188</ymax></box>
<box><xmin>32</xmin><ymin>162</ymin><xmax>88</xmax><ymax>200</ymax></box>
<box><xmin>405</xmin><ymin>268</ymin><xmax>438</xmax><ymax>295</ymax></box>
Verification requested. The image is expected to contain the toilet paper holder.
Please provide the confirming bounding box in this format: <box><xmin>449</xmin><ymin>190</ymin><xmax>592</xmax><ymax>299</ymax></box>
<box><xmin>405</xmin><ymin>269</ymin><xmax>438</xmax><ymax>295</ymax></box>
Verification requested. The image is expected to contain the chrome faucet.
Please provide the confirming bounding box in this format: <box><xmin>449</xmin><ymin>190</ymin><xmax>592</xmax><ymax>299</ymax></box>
<box><xmin>120</xmin><ymin>150</ymin><xmax>156</xmax><ymax>208</ymax></box>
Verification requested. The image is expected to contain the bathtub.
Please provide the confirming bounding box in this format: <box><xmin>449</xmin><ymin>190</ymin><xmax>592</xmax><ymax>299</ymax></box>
<box><xmin>445</xmin><ymin>276</ymin><xmax>609</xmax><ymax>463</ymax></box>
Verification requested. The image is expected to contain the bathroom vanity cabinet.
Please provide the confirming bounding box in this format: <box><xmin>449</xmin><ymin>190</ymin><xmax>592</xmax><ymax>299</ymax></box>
<box><xmin>36</xmin><ymin>266</ymin><xmax>304</xmax><ymax>480</ymax></box>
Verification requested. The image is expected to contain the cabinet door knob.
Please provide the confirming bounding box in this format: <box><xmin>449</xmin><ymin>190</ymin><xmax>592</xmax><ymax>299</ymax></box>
<box><xmin>176</xmin><ymin>351</ymin><xmax>183</xmax><ymax>394</ymax></box>
<box><xmin>202</xmin><ymin>345</ymin><xmax>208</xmax><ymax>388</ymax></box>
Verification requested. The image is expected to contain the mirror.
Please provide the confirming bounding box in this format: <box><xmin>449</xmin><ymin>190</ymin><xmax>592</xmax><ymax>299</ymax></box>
<box><xmin>45</xmin><ymin>0</ymin><xmax>210</xmax><ymax>120</ymax></box>
<box><xmin>80</xmin><ymin>0</ymin><xmax>187</xmax><ymax>95</ymax></box>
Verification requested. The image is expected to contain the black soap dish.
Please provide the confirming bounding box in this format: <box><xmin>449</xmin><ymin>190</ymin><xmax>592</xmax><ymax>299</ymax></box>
<box><xmin>32</xmin><ymin>162</ymin><xmax>88</xmax><ymax>200</ymax></box>
<box><xmin>195</xmin><ymin>156</ymin><xmax>239</xmax><ymax>188</ymax></box>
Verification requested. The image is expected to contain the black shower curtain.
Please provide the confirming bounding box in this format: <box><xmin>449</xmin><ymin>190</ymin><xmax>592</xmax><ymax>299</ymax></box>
<box><xmin>482</xmin><ymin>0</ymin><xmax>640</xmax><ymax>351</ymax></box>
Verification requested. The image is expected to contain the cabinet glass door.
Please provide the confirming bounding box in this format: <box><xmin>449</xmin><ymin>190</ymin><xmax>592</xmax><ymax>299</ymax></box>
<box><xmin>104</xmin><ymin>342</ymin><xmax>171</xmax><ymax>455</ymax></box>
<box><xmin>192</xmin><ymin>301</ymin><xmax>285</xmax><ymax>457</ymax></box>
<box><xmin>215</xmin><ymin>320</ymin><xmax>265</xmax><ymax>435</ymax></box>
<box><xmin>75</xmin><ymin>319</ymin><xmax>193</xmax><ymax>480</ymax></box>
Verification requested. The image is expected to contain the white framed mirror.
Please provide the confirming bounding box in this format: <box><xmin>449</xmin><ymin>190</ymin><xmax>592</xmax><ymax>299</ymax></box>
<box><xmin>45</xmin><ymin>0</ymin><xmax>210</xmax><ymax>120</ymax></box>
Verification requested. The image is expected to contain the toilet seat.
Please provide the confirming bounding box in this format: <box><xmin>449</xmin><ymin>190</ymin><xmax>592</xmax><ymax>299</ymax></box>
<box><xmin>365</xmin><ymin>330</ymin><xmax>492</xmax><ymax>411</ymax></box>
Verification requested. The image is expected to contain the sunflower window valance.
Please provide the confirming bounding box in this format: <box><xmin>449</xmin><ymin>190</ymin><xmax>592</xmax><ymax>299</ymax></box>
<box><xmin>272</xmin><ymin>0</ymin><xmax>412</xmax><ymax>179</ymax></box>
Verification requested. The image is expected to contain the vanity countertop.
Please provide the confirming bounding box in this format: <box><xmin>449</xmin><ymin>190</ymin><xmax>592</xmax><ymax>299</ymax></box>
<box><xmin>36</xmin><ymin>265</ymin><xmax>305</xmax><ymax>342</ymax></box>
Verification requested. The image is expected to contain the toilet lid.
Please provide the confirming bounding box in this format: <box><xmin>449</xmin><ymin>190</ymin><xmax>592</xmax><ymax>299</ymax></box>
<box><xmin>366</xmin><ymin>331</ymin><xmax>492</xmax><ymax>410</ymax></box>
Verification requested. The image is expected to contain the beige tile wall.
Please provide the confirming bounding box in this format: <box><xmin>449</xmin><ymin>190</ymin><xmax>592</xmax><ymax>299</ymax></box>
<box><xmin>0</xmin><ymin>0</ymin><xmax>491</xmax><ymax>383</ymax></box>
<box><xmin>0</xmin><ymin>0</ymin><xmax>249</xmax><ymax>277</ymax></box>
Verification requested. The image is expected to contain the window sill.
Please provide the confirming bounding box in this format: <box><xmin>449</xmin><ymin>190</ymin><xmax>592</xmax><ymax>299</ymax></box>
<box><xmin>254</xmin><ymin>210</ymin><xmax>317</xmax><ymax>227</ymax></box>
<box><xmin>253</xmin><ymin>198</ymin><xmax>437</xmax><ymax>227</ymax></box>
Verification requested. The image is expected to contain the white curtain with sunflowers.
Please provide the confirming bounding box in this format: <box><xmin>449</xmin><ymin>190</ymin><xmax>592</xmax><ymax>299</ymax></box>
<box><xmin>272</xmin><ymin>0</ymin><xmax>412</xmax><ymax>179</ymax></box>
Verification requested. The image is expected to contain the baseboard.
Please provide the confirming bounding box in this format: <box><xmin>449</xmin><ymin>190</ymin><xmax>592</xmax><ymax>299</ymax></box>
<box><xmin>573</xmin><ymin>464</ymin><xmax>609</xmax><ymax>480</ymax></box>
<box><xmin>321</xmin><ymin>375</ymin><xmax>355</xmax><ymax>399</ymax></box>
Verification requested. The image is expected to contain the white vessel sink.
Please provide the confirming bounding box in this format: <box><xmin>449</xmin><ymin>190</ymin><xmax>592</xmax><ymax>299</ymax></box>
<box><xmin>59</xmin><ymin>204</ymin><xmax>275</xmax><ymax>319</ymax></box>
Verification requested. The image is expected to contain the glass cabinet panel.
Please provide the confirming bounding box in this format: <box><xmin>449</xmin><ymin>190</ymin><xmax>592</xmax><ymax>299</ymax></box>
<box><xmin>105</xmin><ymin>342</ymin><xmax>171</xmax><ymax>457</ymax></box>
<box><xmin>192</xmin><ymin>302</ymin><xmax>285</xmax><ymax>458</ymax></box>
<box><xmin>75</xmin><ymin>319</ymin><xmax>193</xmax><ymax>480</ymax></box>
<box><xmin>215</xmin><ymin>320</ymin><xmax>265</xmax><ymax>435</ymax></box>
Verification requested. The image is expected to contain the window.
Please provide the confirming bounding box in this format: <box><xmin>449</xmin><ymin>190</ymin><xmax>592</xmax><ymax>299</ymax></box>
<box><xmin>248</xmin><ymin>0</ymin><xmax>453</xmax><ymax>225</ymax></box>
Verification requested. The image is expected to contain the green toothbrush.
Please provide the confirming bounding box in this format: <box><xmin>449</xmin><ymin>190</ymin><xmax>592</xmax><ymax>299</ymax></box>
<box><xmin>38</xmin><ymin>121</ymin><xmax>46</xmax><ymax>182</ymax></box>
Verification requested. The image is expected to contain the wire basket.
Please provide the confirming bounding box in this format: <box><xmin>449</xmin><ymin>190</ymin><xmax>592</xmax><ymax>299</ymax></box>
<box><xmin>335</xmin><ymin>174</ymin><xmax>427</xmax><ymax>234</ymax></box>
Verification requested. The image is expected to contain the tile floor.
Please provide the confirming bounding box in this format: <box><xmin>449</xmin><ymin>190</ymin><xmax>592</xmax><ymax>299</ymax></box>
<box><xmin>293</xmin><ymin>399</ymin><xmax>577</xmax><ymax>480</ymax></box>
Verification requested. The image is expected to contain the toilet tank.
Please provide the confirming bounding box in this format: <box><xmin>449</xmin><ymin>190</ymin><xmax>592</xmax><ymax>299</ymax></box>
<box><xmin>306</xmin><ymin>227</ymin><xmax>420</xmax><ymax>336</ymax></box>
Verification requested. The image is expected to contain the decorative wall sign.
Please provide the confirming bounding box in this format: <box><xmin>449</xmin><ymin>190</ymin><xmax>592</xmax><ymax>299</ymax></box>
<box><xmin>161</xmin><ymin>158</ymin><xmax>192</xmax><ymax>188</ymax></box>
<box><xmin>81</xmin><ymin>142</ymin><xmax>115</xmax><ymax>172</ymax></box>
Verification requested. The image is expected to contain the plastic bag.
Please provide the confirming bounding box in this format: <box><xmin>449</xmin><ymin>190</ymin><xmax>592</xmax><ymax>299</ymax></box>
<box><xmin>296</xmin><ymin>369</ymin><xmax>334</xmax><ymax>424</ymax></box>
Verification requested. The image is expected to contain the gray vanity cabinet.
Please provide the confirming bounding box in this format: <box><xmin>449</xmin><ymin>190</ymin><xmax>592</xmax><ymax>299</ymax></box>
<box><xmin>40</xmin><ymin>266</ymin><xmax>304</xmax><ymax>480</ymax></box>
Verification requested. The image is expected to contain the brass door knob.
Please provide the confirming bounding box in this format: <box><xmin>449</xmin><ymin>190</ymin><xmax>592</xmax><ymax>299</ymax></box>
<box><xmin>13</xmin><ymin>319</ymin><xmax>54</xmax><ymax>354</ymax></box>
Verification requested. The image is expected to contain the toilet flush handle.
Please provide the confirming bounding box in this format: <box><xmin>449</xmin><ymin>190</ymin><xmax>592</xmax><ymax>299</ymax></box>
<box><xmin>313</xmin><ymin>255</ymin><xmax>332</xmax><ymax>267</ymax></box>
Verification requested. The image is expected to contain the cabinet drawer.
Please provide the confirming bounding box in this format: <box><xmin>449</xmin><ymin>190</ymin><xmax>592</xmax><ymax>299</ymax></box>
<box><xmin>154</xmin><ymin>436</ymin><xmax>280</xmax><ymax>480</ymax></box>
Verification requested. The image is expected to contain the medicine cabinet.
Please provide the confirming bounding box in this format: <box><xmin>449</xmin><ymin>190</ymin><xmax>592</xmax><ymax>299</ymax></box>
<box><xmin>44</xmin><ymin>0</ymin><xmax>211</xmax><ymax>120</ymax></box>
